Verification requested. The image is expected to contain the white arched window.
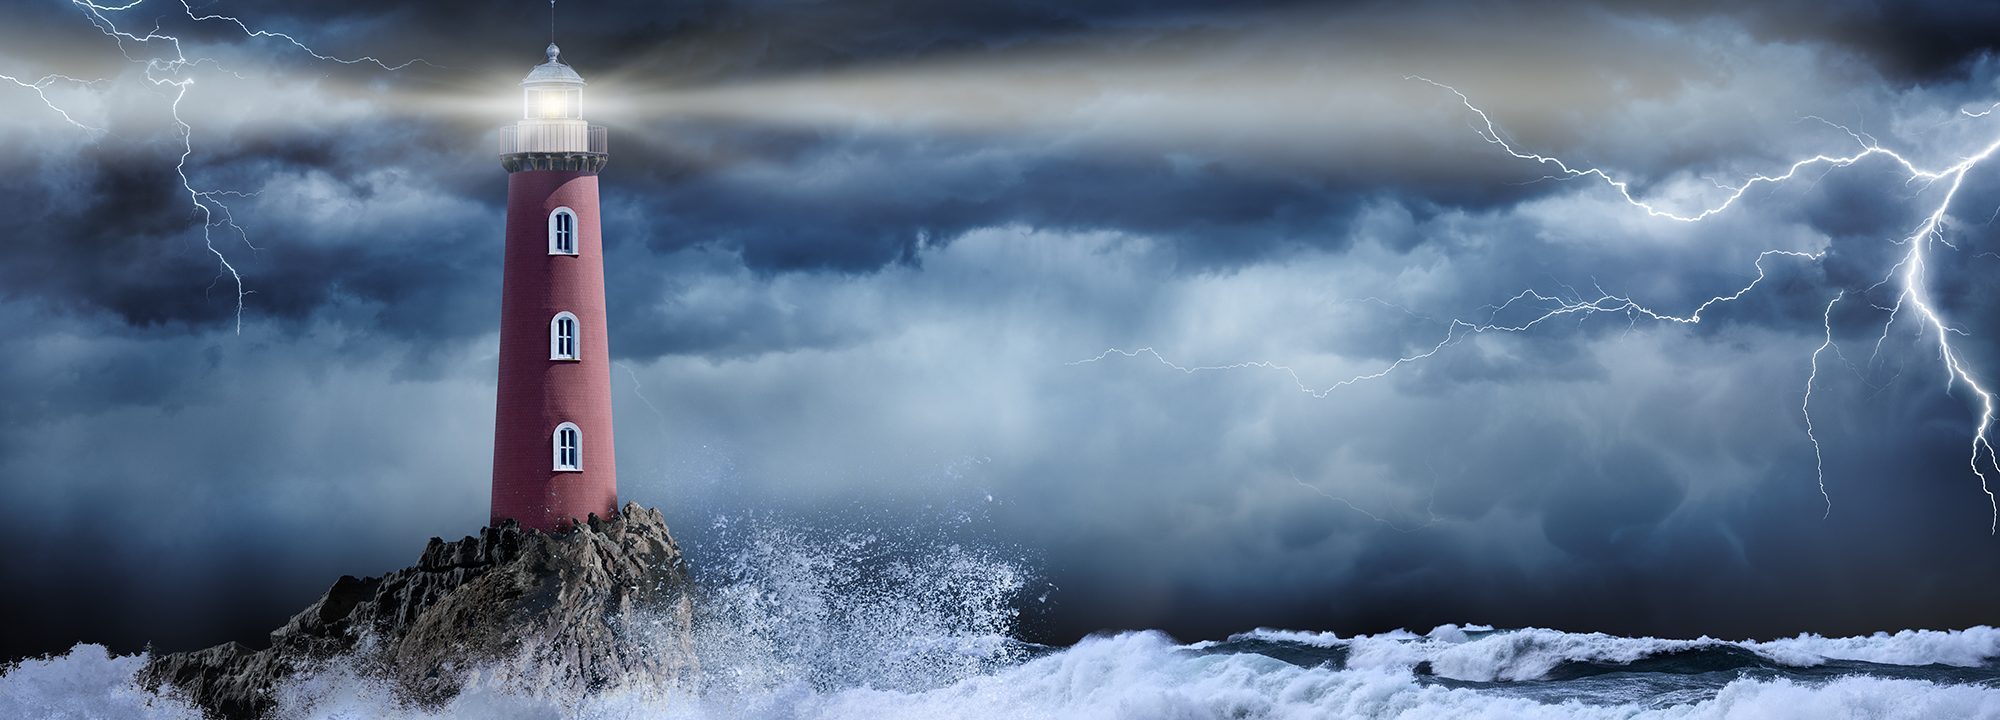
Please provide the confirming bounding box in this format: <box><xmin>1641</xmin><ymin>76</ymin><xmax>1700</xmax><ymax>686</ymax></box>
<box><xmin>553</xmin><ymin>422</ymin><xmax>582</xmax><ymax>472</ymax></box>
<box><xmin>550</xmin><ymin>311</ymin><xmax>580</xmax><ymax>361</ymax></box>
<box><xmin>548</xmin><ymin>207</ymin><xmax>578</xmax><ymax>255</ymax></box>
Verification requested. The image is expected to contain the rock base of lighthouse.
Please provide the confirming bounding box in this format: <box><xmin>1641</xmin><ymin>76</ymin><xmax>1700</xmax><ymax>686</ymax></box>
<box><xmin>139</xmin><ymin>503</ymin><xmax>694</xmax><ymax>718</ymax></box>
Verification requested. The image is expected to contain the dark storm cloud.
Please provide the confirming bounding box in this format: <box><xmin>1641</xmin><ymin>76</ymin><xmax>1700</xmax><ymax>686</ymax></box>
<box><xmin>16</xmin><ymin>0</ymin><xmax>1996</xmax><ymax>340</ymax></box>
<box><xmin>7</xmin><ymin>0</ymin><xmax>2000</xmax><ymax>663</ymax></box>
<box><xmin>1672</xmin><ymin>0</ymin><xmax>2000</xmax><ymax>80</ymax></box>
<box><xmin>236</xmin><ymin>0</ymin><xmax>2000</xmax><ymax>87</ymax></box>
<box><xmin>612</xmin><ymin>122</ymin><xmax>1407</xmax><ymax>272</ymax></box>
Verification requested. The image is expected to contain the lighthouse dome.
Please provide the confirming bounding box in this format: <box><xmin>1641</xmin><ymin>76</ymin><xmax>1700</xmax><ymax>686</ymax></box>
<box><xmin>522</xmin><ymin>44</ymin><xmax>586</xmax><ymax>86</ymax></box>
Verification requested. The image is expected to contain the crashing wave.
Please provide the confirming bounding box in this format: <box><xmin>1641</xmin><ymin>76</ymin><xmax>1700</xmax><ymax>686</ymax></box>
<box><xmin>1231</xmin><ymin>624</ymin><xmax>2000</xmax><ymax>682</ymax></box>
<box><xmin>12</xmin><ymin>631</ymin><xmax>2000</xmax><ymax>719</ymax></box>
<box><xmin>8</xmin><ymin>514</ymin><xmax>2000</xmax><ymax>718</ymax></box>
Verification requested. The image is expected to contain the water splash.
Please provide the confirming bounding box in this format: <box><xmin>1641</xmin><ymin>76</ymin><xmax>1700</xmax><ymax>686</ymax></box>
<box><xmin>681</xmin><ymin>515</ymin><xmax>1034</xmax><ymax>698</ymax></box>
<box><xmin>0</xmin><ymin>513</ymin><xmax>1033</xmax><ymax>719</ymax></box>
<box><xmin>20</xmin><ymin>523</ymin><xmax>2000</xmax><ymax>719</ymax></box>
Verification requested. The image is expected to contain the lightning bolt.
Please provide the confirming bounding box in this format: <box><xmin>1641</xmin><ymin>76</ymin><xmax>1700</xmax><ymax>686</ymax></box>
<box><xmin>1288</xmin><ymin>467</ymin><xmax>1441</xmax><ymax>533</ymax></box>
<box><xmin>1080</xmin><ymin>77</ymin><xmax>2000</xmax><ymax>530</ymax></box>
<box><xmin>1963</xmin><ymin>103</ymin><xmax>2000</xmax><ymax>119</ymax></box>
<box><xmin>3</xmin><ymin>1</ymin><xmax>419</xmax><ymax>333</ymax></box>
<box><xmin>1069</xmin><ymin>249</ymin><xmax>1823</xmax><ymax>398</ymax></box>
<box><xmin>0</xmin><ymin>72</ymin><xmax>107</xmax><ymax>132</ymax></box>
<box><xmin>1804</xmin><ymin>291</ymin><xmax>1845</xmax><ymax>518</ymax></box>
<box><xmin>616</xmin><ymin>361</ymin><xmax>670</xmax><ymax>427</ymax></box>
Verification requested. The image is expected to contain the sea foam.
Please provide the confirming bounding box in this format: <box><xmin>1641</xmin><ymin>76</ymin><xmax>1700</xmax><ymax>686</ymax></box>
<box><xmin>11</xmin><ymin>631</ymin><xmax>2000</xmax><ymax>719</ymax></box>
<box><xmin>1235</xmin><ymin>624</ymin><xmax>2000</xmax><ymax>682</ymax></box>
<box><xmin>9</xmin><ymin>520</ymin><xmax>2000</xmax><ymax>719</ymax></box>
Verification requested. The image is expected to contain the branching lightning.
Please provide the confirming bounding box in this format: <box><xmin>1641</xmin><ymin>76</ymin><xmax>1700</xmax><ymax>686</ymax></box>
<box><xmin>1081</xmin><ymin>77</ymin><xmax>2000</xmax><ymax>530</ymax></box>
<box><xmin>3</xmin><ymin>1</ymin><xmax>417</xmax><ymax>333</ymax></box>
<box><xmin>1070</xmin><ymin>250</ymin><xmax>1822</xmax><ymax>398</ymax></box>
<box><xmin>1288</xmin><ymin>467</ymin><xmax>1440</xmax><ymax>533</ymax></box>
<box><xmin>0</xmin><ymin>72</ymin><xmax>107</xmax><ymax>132</ymax></box>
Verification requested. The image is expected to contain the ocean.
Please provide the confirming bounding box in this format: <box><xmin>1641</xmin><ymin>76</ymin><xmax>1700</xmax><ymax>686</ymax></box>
<box><xmin>7</xmin><ymin>524</ymin><xmax>2000</xmax><ymax>718</ymax></box>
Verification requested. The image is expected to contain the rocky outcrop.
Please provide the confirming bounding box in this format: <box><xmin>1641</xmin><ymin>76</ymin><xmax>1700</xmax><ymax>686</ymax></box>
<box><xmin>140</xmin><ymin>503</ymin><xmax>694</xmax><ymax>719</ymax></box>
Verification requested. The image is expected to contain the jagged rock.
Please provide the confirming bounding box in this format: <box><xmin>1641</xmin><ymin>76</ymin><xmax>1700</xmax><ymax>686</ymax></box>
<box><xmin>140</xmin><ymin>503</ymin><xmax>694</xmax><ymax>719</ymax></box>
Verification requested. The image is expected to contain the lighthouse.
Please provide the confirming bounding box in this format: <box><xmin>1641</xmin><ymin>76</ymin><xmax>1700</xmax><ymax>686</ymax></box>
<box><xmin>491</xmin><ymin>43</ymin><xmax>618</xmax><ymax>531</ymax></box>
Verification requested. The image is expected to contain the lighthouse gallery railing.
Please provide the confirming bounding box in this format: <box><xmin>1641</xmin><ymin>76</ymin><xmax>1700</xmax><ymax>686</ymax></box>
<box><xmin>500</xmin><ymin>122</ymin><xmax>607</xmax><ymax>156</ymax></box>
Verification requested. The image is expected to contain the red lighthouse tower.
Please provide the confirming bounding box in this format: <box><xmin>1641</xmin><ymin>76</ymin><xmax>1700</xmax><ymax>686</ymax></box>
<box><xmin>491</xmin><ymin>43</ymin><xmax>617</xmax><ymax>531</ymax></box>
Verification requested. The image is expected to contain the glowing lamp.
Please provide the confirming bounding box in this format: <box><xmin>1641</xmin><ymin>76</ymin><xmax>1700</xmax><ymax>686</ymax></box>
<box><xmin>531</xmin><ymin>87</ymin><xmax>579</xmax><ymax>119</ymax></box>
<box><xmin>521</xmin><ymin>43</ymin><xmax>585</xmax><ymax>121</ymax></box>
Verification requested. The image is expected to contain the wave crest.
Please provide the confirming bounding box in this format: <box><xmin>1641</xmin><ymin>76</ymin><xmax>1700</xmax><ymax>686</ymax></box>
<box><xmin>1233</xmin><ymin>624</ymin><xmax>2000</xmax><ymax>683</ymax></box>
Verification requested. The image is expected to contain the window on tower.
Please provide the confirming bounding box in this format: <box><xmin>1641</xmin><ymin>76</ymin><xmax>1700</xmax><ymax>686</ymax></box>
<box><xmin>550</xmin><ymin>312</ymin><xmax>580</xmax><ymax>361</ymax></box>
<box><xmin>554</xmin><ymin>422</ymin><xmax>582</xmax><ymax>472</ymax></box>
<box><xmin>548</xmin><ymin>207</ymin><xmax>578</xmax><ymax>255</ymax></box>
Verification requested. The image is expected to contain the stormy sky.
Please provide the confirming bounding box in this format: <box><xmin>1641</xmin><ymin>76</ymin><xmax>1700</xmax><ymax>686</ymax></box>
<box><xmin>7</xmin><ymin>0</ymin><xmax>2000</xmax><ymax>661</ymax></box>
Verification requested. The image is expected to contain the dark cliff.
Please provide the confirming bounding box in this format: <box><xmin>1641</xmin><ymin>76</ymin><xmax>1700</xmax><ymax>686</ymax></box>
<box><xmin>140</xmin><ymin>502</ymin><xmax>694</xmax><ymax>718</ymax></box>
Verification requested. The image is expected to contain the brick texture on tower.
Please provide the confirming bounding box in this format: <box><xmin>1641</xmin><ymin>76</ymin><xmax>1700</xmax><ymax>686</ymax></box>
<box><xmin>491</xmin><ymin>43</ymin><xmax>618</xmax><ymax>530</ymax></box>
